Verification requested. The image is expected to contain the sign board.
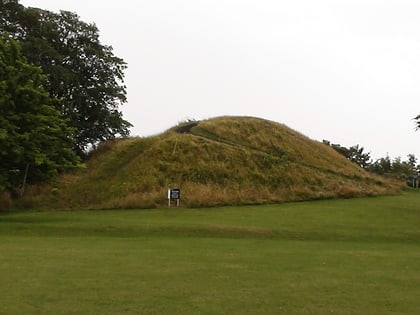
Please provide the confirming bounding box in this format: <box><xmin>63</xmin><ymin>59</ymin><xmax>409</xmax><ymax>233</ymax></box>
<box><xmin>168</xmin><ymin>188</ymin><xmax>180</xmax><ymax>200</ymax></box>
<box><xmin>168</xmin><ymin>188</ymin><xmax>181</xmax><ymax>207</ymax></box>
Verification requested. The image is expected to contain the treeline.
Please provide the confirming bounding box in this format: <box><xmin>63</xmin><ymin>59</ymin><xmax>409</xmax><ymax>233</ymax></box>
<box><xmin>0</xmin><ymin>0</ymin><xmax>131</xmax><ymax>194</ymax></box>
<box><xmin>323</xmin><ymin>141</ymin><xmax>420</xmax><ymax>186</ymax></box>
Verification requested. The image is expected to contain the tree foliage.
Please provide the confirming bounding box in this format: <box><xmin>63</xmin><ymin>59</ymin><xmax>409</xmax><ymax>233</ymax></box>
<box><xmin>1</xmin><ymin>0</ymin><xmax>132</xmax><ymax>156</ymax></box>
<box><xmin>369</xmin><ymin>155</ymin><xmax>418</xmax><ymax>185</ymax></box>
<box><xmin>324</xmin><ymin>140</ymin><xmax>419</xmax><ymax>186</ymax></box>
<box><xmin>323</xmin><ymin>141</ymin><xmax>371</xmax><ymax>169</ymax></box>
<box><xmin>0</xmin><ymin>37</ymin><xmax>79</xmax><ymax>192</ymax></box>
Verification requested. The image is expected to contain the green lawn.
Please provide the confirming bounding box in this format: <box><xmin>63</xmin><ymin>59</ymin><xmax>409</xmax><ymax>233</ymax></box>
<box><xmin>1</xmin><ymin>191</ymin><xmax>420</xmax><ymax>314</ymax></box>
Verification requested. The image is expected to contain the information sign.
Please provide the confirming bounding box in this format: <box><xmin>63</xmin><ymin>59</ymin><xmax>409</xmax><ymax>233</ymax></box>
<box><xmin>168</xmin><ymin>188</ymin><xmax>181</xmax><ymax>207</ymax></box>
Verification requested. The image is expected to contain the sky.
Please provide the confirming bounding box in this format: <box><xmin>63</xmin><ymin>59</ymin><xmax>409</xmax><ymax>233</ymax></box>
<box><xmin>20</xmin><ymin>0</ymin><xmax>420</xmax><ymax>160</ymax></box>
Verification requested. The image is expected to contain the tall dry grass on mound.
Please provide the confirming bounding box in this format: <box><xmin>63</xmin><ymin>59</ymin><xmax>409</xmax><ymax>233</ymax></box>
<box><xmin>6</xmin><ymin>116</ymin><xmax>403</xmax><ymax>210</ymax></box>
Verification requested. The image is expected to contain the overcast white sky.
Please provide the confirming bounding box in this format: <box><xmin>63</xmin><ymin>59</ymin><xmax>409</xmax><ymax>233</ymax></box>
<box><xmin>21</xmin><ymin>0</ymin><xmax>420</xmax><ymax>160</ymax></box>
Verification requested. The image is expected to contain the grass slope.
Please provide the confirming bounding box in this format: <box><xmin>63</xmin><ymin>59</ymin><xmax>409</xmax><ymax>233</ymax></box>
<box><xmin>18</xmin><ymin>116</ymin><xmax>401</xmax><ymax>210</ymax></box>
<box><xmin>1</xmin><ymin>191</ymin><xmax>420</xmax><ymax>314</ymax></box>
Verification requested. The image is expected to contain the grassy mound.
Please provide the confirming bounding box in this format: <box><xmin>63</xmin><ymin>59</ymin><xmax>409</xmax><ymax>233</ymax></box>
<box><xmin>19</xmin><ymin>116</ymin><xmax>402</xmax><ymax>209</ymax></box>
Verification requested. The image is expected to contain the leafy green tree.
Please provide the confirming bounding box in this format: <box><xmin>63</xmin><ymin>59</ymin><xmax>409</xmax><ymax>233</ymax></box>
<box><xmin>1</xmin><ymin>0</ymin><xmax>132</xmax><ymax>156</ymax></box>
<box><xmin>407</xmin><ymin>154</ymin><xmax>417</xmax><ymax>169</ymax></box>
<box><xmin>346</xmin><ymin>145</ymin><xmax>371</xmax><ymax>169</ymax></box>
<box><xmin>327</xmin><ymin>142</ymin><xmax>350</xmax><ymax>158</ymax></box>
<box><xmin>324</xmin><ymin>139</ymin><xmax>419</xmax><ymax>185</ymax></box>
<box><xmin>368</xmin><ymin>154</ymin><xmax>419</xmax><ymax>186</ymax></box>
<box><xmin>0</xmin><ymin>37</ymin><xmax>79</xmax><ymax>193</ymax></box>
<box><xmin>391</xmin><ymin>155</ymin><xmax>419</xmax><ymax>182</ymax></box>
<box><xmin>324</xmin><ymin>141</ymin><xmax>371</xmax><ymax>169</ymax></box>
<box><xmin>368</xmin><ymin>156</ymin><xmax>391</xmax><ymax>175</ymax></box>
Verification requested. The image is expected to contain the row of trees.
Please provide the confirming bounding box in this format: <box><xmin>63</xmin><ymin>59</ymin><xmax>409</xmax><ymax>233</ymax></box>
<box><xmin>323</xmin><ymin>141</ymin><xmax>420</xmax><ymax>185</ymax></box>
<box><xmin>1</xmin><ymin>0</ymin><xmax>131</xmax><ymax>193</ymax></box>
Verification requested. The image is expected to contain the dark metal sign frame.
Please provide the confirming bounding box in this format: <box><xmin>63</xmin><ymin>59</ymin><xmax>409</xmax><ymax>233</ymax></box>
<box><xmin>168</xmin><ymin>188</ymin><xmax>181</xmax><ymax>207</ymax></box>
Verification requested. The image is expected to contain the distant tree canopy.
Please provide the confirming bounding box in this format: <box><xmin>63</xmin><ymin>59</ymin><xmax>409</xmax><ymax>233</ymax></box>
<box><xmin>0</xmin><ymin>0</ymin><xmax>132</xmax><ymax>156</ymax></box>
<box><xmin>0</xmin><ymin>37</ymin><xmax>79</xmax><ymax>193</ymax></box>
<box><xmin>324</xmin><ymin>140</ymin><xmax>419</xmax><ymax>186</ymax></box>
<box><xmin>323</xmin><ymin>141</ymin><xmax>371</xmax><ymax>169</ymax></box>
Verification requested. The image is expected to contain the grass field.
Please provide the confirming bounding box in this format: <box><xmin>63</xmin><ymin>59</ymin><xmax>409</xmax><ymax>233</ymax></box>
<box><xmin>1</xmin><ymin>191</ymin><xmax>420</xmax><ymax>314</ymax></box>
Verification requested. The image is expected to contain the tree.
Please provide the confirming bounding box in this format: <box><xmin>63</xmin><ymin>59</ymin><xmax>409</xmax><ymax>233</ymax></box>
<box><xmin>368</xmin><ymin>156</ymin><xmax>392</xmax><ymax>175</ymax></box>
<box><xmin>346</xmin><ymin>145</ymin><xmax>371</xmax><ymax>169</ymax></box>
<box><xmin>415</xmin><ymin>115</ymin><xmax>420</xmax><ymax>130</ymax></box>
<box><xmin>368</xmin><ymin>154</ymin><xmax>419</xmax><ymax>184</ymax></box>
<box><xmin>324</xmin><ymin>141</ymin><xmax>371</xmax><ymax>169</ymax></box>
<box><xmin>0</xmin><ymin>0</ymin><xmax>132</xmax><ymax>156</ymax></box>
<box><xmin>407</xmin><ymin>154</ymin><xmax>417</xmax><ymax>169</ymax></box>
<box><xmin>0</xmin><ymin>37</ymin><xmax>79</xmax><ymax>193</ymax></box>
<box><xmin>323</xmin><ymin>139</ymin><xmax>419</xmax><ymax>185</ymax></box>
<box><xmin>390</xmin><ymin>155</ymin><xmax>418</xmax><ymax>181</ymax></box>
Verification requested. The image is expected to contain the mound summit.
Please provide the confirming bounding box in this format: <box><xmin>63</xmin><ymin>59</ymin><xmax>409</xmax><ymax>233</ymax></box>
<box><xmin>35</xmin><ymin>116</ymin><xmax>401</xmax><ymax>209</ymax></box>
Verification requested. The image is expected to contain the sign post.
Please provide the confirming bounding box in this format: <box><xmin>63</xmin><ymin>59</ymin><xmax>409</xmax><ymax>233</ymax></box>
<box><xmin>168</xmin><ymin>188</ymin><xmax>181</xmax><ymax>207</ymax></box>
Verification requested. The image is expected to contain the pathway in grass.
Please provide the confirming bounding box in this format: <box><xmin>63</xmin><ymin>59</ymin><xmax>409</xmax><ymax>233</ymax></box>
<box><xmin>1</xmin><ymin>191</ymin><xmax>420</xmax><ymax>314</ymax></box>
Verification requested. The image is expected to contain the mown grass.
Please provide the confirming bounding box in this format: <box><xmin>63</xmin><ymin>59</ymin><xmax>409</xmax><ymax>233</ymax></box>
<box><xmin>1</xmin><ymin>191</ymin><xmax>420</xmax><ymax>314</ymax></box>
